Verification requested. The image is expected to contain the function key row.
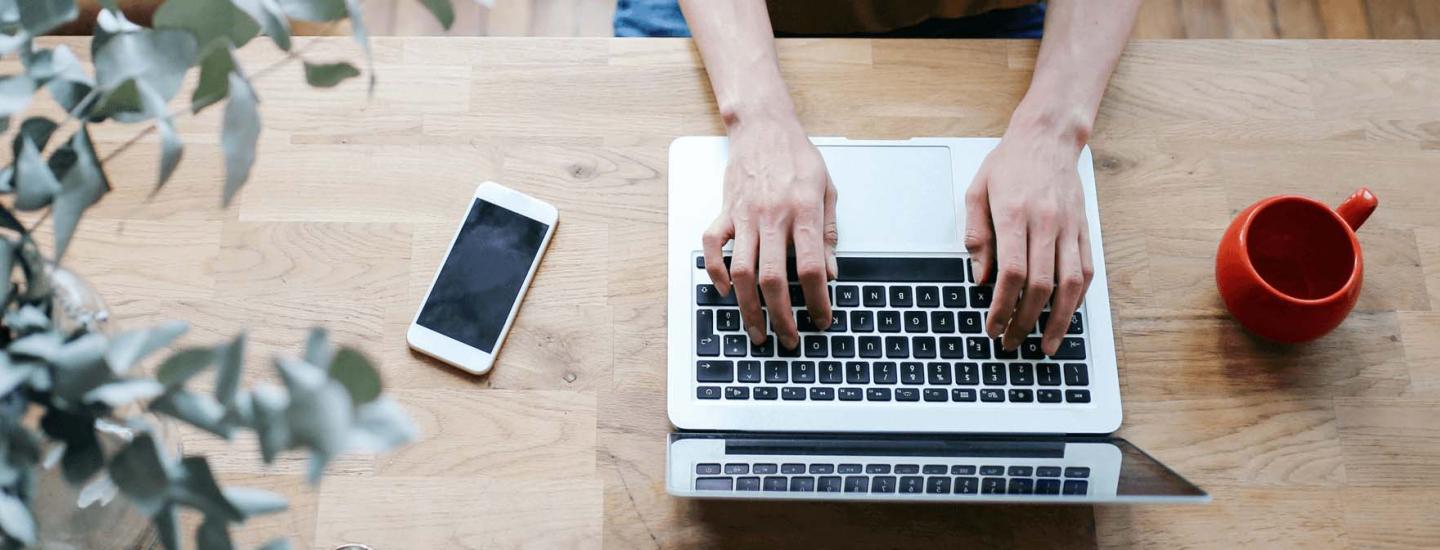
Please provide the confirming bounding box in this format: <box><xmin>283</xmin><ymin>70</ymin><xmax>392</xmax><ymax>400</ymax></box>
<box><xmin>698</xmin><ymin>361</ymin><xmax>1089</xmax><ymax>387</ymax></box>
<box><xmin>695</xmin><ymin>385</ymin><xmax>1091</xmax><ymax>403</ymax></box>
<box><xmin>697</xmin><ymin>284</ymin><xmax>993</xmax><ymax>310</ymax></box>
<box><xmin>693</xmin><ymin>475</ymin><xmax>1089</xmax><ymax>495</ymax></box>
<box><xmin>697</xmin><ymin>463</ymin><xmax>1089</xmax><ymax>478</ymax></box>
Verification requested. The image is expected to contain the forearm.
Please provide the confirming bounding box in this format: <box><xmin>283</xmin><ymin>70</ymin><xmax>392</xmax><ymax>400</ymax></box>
<box><xmin>679</xmin><ymin>0</ymin><xmax>797</xmax><ymax>133</ymax></box>
<box><xmin>1010</xmin><ymin>0</ymin><xmax>1140</xmax><ymax>151</ymax></box>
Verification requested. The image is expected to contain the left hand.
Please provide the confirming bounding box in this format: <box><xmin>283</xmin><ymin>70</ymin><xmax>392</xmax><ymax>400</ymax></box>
<box><xmin>963</xmin><ymin>129</ymin><xmax>1095</xmax><ymax>356</ymax></box>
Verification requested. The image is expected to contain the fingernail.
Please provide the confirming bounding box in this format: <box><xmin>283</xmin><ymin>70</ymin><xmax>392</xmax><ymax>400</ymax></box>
<box><xmin>782</xmin><ymin>334</ymin><xmax>798</xmax><ymax>350</ymax></box>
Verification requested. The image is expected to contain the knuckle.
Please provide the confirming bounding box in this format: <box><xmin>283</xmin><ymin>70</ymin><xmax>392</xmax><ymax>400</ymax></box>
<box><xmin>1061</xmin><ymin>271</ymin><xmax>1085</xmax><ymax>290</ymax></box>
<box><xmin>963</xmin><ymin>229</ymin><xmax>988</xmax><ymax>252</ymax></box>
<box><xmin>796</xmin><ymin>261</ymin><xmax>825</xmax><ymax>281</ymax></box>
<box><xmin>702</xmin><ymin>229</ymin><xmax>725</xmax><ymax>247</ymax></box>
<box><xmin>1082</xmin><ymin>264</ymin><xmax>1096</xmax><ymax>281</ymax></box>
<box><xmin>758</xmin><ymin>269</ymin><xmax>786</xmax><ymax>290</ymax></box>
<box><xmin>730</xmin><ymin>264</ymin><xmax>756</xmax><ymax>282</ymax></box>
<box><xmin>1000</xmin><ymin>261</ymin><xmax>1027</xmax><ymax>282</ymax></box>
<box><xmin>1027</xmin><ymin>276</ymin><xmax>1054</xmax><ymax>294</ymax></box>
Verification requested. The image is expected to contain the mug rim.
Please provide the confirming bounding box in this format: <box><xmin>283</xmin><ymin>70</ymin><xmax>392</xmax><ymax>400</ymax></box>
<box><xmin>1235</xmin><ymin>195</ymin><xmax>1362</xmax><ymax>306</ymax></box>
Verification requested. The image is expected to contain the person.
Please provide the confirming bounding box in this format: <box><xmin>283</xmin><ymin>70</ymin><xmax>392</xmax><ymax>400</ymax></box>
<box><xmin>629</xmin><ymin>0</ymin><xmax>1140</xmax><ymax>356</ymax></box>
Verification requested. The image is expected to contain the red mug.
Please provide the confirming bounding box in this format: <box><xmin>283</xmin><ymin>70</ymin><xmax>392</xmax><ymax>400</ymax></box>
<box><xmin>1215</xmin><ymin>188</ymin><xmax>1378</xmax><ymax>343</ymax></box>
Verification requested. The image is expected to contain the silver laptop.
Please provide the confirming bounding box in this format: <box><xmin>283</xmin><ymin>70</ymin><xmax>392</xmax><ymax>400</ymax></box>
<box><xmin>664</xmin><ymin>137</ymin><xmax>1206</xmax><ymax>503</ymax></box>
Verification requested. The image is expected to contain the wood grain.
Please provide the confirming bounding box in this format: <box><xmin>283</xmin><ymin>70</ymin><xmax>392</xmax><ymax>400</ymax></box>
<box><xmin>9</xmin><ymin>36</ymin><xmax>1440</xmax><ymax>549</ymax></box>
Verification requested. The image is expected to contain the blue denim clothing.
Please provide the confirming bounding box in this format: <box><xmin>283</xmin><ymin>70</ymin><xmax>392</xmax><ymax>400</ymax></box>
<box><xmin>613</xmin><ymin>1</ymin><xmax>1047</xmax><ymax>38</ymax></box>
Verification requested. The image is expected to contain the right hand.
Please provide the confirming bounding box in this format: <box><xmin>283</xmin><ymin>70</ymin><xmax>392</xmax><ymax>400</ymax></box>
<box><xmin>702</xmin><ymin>115</ymin><xmax>838</xmax><ymax>350</ymax></box>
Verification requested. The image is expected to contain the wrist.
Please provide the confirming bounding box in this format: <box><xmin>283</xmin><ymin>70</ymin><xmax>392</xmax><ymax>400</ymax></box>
<box><xmin>719</xmin><ymin>91</ymin><xmax>801</xmax><ymax>136</ymax></box>
<box><xmin>1005</xmin><ymin>99</ymin><xmax>1093</xmax><ymax>155</ymax></box>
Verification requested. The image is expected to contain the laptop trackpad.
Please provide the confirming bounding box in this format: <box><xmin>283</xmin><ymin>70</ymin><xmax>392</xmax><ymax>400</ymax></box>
<box><xmin>818</xmin><ymin>145</ymin><xmax>959</xmax><ymax>252</ymax></box>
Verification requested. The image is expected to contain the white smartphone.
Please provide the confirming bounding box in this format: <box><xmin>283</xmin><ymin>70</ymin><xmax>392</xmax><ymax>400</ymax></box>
<box><xmin>407</xmin><ymin>182</ymin><xmax>558</xmax><ymax>375</ymax></box>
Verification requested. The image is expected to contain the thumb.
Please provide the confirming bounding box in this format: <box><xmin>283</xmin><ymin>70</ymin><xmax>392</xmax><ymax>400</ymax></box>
<box><xmin>963</xmin><ymin>174</ymin><xmax>994</xmax><ymax>284</ymax></box>
<box><xmin>824</xmin><ymin>178</ymin><xmax>839</xmax><ymax>279</ymax></box>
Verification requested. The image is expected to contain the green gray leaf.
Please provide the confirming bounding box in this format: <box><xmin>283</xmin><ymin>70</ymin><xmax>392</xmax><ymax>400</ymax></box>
<box><xmin>51</xmin><ymin>127</ymin><xmax>110</xmax><ymax>261</ymax></box>
<box><xmin>12</xmin><ymin>117</ymin><xmax>58</xmax><ymax>156</ymax></box>
<box><xmin>329</xmin><ymin>347</ymin><xmax>381</xmax><ymax>405</ymax></box>
<box><xmin>348</xmin><ymin>397</ymin><xmax>416</xmax><ymax>452</ymax></box>
<box><xmin>221</xmin><ymin>72</ymin><xmax>259</xmax><ymax>206</ymax></box>
<box><xmin>14</xmin><ymin>137</ymin><xmax>60</xmax><ymax>211</ymax></box>
<box><xmin>154</xmin><ymin>504</ymin><xmax>180</xmax><ymax>550</ymax></box>
<box><xmin>0</xmin><ymin>204</ymin><xmax>21</xmax><ymax>233</ymax></box>
<box><xmin>150</xmin><ymin>389</ymin><xmax>230</xmax><ymax>438</ymax></box>
<box><xmin>106</xmin><ymin>320</ymin><xmax>188</xmax><ymax>374</ymax></box>
<box><xmin>215</xmin><ymin>332</ymin><xmax>245</xmax><ymax>407</ymax></box>
<box><xmin>50</xmin><ymin>333</ymin><xmax>113</xmax><ymax>405</ymax></box>
<box><xmin>94</xmin><ymin>29</ymin><xmax>198</xmax><ymax>102</ymax></box>
<box><xmin>344</xmin><ymin>0</ymin><xmax>375</xmax><ymax>95</ymax></box>
<box><xmin>156</xmin><ymin>348</ymin><xmax>215</xmax><ymax>387</ymax></box>
<box><xmin>0</xmin><ymin>492</ymin><xmax>36</xmax><ymax>546</ymax></box>
<box><xmin>418</xmin><ymin>0</ymin><xmax>455</xmax><ymax>30</ymax></box>
<box><xmin>3</xmin><ymin>306</ymin><xmax>49</xmax><ymax>333</ymax></box>
<box><xmin>8</xmin><ymin>331</ymin><xmax>62</xmax><ymax>362</ymax></box>
<box><xmin>136</xmin><ymin>80</ymin><xmax>184</xmax><ymax>190</ymax></box>
<box><xmin>0</xmin><ymin>32</ymin><xmax>28</xmax><ymax>57</ymax></box>
<box><xmin>223</xmin><ymin>487</ymin><xmax>287</xmax><ymax>519</ymax></box>
<box><xmin>0</xmin><ymin>76</ymin><xmax>35</xmax><ymax>119</ymax></box>
<box><xmin>90</xmin><ymin>7</ymin><xmax>141</xmax><ymax>59</ymax></box>
<box><xmin>196</xmin><ymin>517</ymin><xmax>235</xmax><ymax>550</ymax></box>
<box><xmin>303</xmin><ymin>328</ymin><xmax>331</xmax><ymax>369</ymax></box>
<box><xmin>84</xmin><ymin>378</ymin><xmax>165</xmax><ymax>407</ymax></box>
<box><xmin>191</xmin><ymin>44</ymin><xmax>235</xmax><ymax>114</ymax></box>
<box><xmin>175</xmin><ymin>457</ymin><xmax>243</xmax><ymax>522</ymax></box>
<box><xmin>232</xmin><ymin>0</ymin><xmax>291</xmax><ymax>51</ymax></box>
<box><xmin>108</xmin><ymin>433</ymin><xmax>173</xmax><ymax>516</ymax></box>
<box><xmin>154</xmin><ymin>0</ymin><xmax>258</xmax><ymax>52</ymax></box>
<box><xmin>256</xmin><ymin>538</ymin><xmax>291</xmax><ymax>550</ymax></box>
<box><xmin>60</xmin><ymin>437</ymin><xmax>103</xmax><ymax>483</ymax></box>
<box><xmin>90</xmin><ymin>78</ymin><xmax>146</xmax><ymax>123</ymax></box>
<box><xmin>288</xmin><ymin>383</ymin><xmax>352</xmax><ymax>482</ymax></box>
<box><xmin>276</xmin><ymin>0</ymin><xmax>346</xmax><ymax>21</ymax></box>
<box><xmin>302</xmin><ymin>61</ymin><xmax>359</xmax><ymax>88</ymax></box>
<box><xmin>0</xmin><ymin>239</ymin><xmax>13</xmax><ymax>305</ymax></box>
<box><xmin>0</xmin><ymin>355</ymin><xmax>37</xmax><ymax>399</ymax></box>
<box><xmin>250</xmin><ymin>385</ymin><xmax>291</xmax><ymax>463</ymax></box>
<box><xmin>17</xmin><ymin>0</ymin><xmax>75</xmax><ymax>36</ymax></box>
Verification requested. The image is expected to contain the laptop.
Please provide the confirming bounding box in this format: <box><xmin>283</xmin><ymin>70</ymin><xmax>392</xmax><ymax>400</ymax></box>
<box><xmin>664</xmin><ymin>137</ymin><xmax>1208</xmax><ymax>503</ymax></box>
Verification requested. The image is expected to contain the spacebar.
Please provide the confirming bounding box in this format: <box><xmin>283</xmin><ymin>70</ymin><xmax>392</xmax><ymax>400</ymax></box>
<box><xmin>711</xmin><ymin>256</ymin><xmax>967</xmax><ymax>283</ymax></box>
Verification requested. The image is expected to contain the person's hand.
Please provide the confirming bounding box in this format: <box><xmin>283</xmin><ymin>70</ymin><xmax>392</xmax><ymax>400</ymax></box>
<box><xmin>964</xmin><ymin>128</ymin><xmax>1094</xmax><ymax>356</ymax></box>
<box><xmin>702</xmin><ymin>115</ymin><xmax>838</xmax><ymax>350</ymax></box>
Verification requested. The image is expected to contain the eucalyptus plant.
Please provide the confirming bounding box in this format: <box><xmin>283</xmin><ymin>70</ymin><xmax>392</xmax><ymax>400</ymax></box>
<box><xmin>0</xmin><ymin>0</ymin><xmax>455</xmax><ymax>548</ymax></box>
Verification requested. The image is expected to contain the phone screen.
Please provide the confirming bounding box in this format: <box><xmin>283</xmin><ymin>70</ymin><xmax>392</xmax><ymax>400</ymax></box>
<box><xmin>417</xmin><ymin>199</ymin><xmax>550</xmax><ymax>353</ymax></box>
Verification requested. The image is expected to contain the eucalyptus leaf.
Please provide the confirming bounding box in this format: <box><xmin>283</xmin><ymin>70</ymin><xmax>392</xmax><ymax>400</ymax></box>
<box><xmin>107</xmin><ymin>320</ymin><xmax>188</xmax><ymax>375</ymax></box>
<box><xmin>51</xmin><ymin>127</ymin><xmax>110</xmax><ymax>261</ymax></box>
<box><xmin>94</xmin><ymin>29</ymin><xmax>198</xmax><ymax>102</ymax></box>
<box><xmin>275</xmin><ymin>356</ymin><xmax>324</xmax><ymax>394</ymax></box>
<box><xmin>11</xmin><ymin>117</ymin><xmax>58</xmax><ymax>157</ymax></box>
<box><xmin>221</xmin><ymin>72</ymin><xmax>259</xmax><ymax>206</ymax></box>
<box><xmin>250</xmin><ymin>385</ymin><xmax>290</xmax><ymax>463</ymax></box>
<box><xmin>256</xmin><ymin>538</ymin><xmax>291</xmax><ymax>550</ymax></box>
<box><xmin>348</xmin><ymin>397</ymin><xmax>416</xmax><ymax>453</ymax></box>
<box><xmin>59</xmin><ymin>437</ymin><xmax>103</xmax><ymax>484</ymax></box>
<box><xmin>418</xmin><ymin>0</ymin><xmax>455</xmax><ymax>30</ymax></box>
<box><xmin>17</xmin><ymin>0</ymin><xmax>75</xmax><ymax>36</ymax></box>
<box><xmin>215</xmin><ymin>332</ymin><xmax>245</xmax><ymax>407</ymax></box>
<box><xmin>0</xmin><ymin>76</ymin><xmax>35</xmax><ymax>119</ymax></box>
<box><xmin>223</xmin><ymin>486</ymin><xmax>287</xmax><ymax>519</ymax></box>
<box><xmin>91</xmin><ymin>7</ymin><xmax>141</xmax><ymax>59</ymax></box>
<box><xmin>3</xmin><ymin>306</ymin><xmax>49</xmax><ymax>333</ymax></box>
<box><xmin>196</xmin><ymin>517</ymin><xmax>235</xmax><ymax>550</ymax></box>
<box><xmin>232</xmin><ymin>0</ymin><xmax>292</xmax><ymax>51</ymax></box>
<box><xmin>276</xmin><ymin>0</ymin><xmax>346</xmax><ymax>21</ymax></box>
<box><xmin>84</xmin><ymin>378</ymin><xmax>165</xmax><ymax>407</ymax></box>
<box><xmin>0</xmin><ymin>492</ymin><xmax>36</xmax><ymax>546</ymax></box>
<box><xmin>344</xmin><ymin>0</ymin><xmax>375</xmax><ymax>94</ymax></box>
<box><xmin>14</xmin><ymin>137</ymin><xmax>60</xmax><ymax>211</ymax></box>
<box><xmin>8</xmin><ymin>331</ymin><xmax>62</xmax><ymax>362</ymax></box>
<box><xmin>0</xmin><ymin>165</ymin><xmax>11</xmax><ymax>194</ymax></box>
<box><xmin>302</xmin><ymin>61</ymin><xmax>359</xmax><ymax>88</ymax></box>
<box><xmin>175</xmin><ymin>456</ymin><xmax>243</xmax><ymax>522</ymax></box>
<box><xmin>108</xmin><ymin>433</ymin><xmax>173</xmax><ymax>516</ymax></box>
<box><xmin>23</xmin><ymin>45</ymin><xmax>89</xmax><ymax>86</ymax></box>
<box><xmin>0</xmin><ymin>31</ymin><xmax>28</xmax><ymax>57</ymax></box>
<box><xmin>153</xmin><ymin>504</ymin><xmax>180</xmax><ymax>550</ymax></box>
<box><xmin>90</xmin><ymin>78</ymin><xmax>146</xmax><ymax>123</ymax></box>
<box><xmin>303</xmin><ymin>328</ymin><xmax>331</xmax><ymax>369</ymax></box>
<box><xmin>0</xmin><ymin>357</ymin><xmax>35</xmax><ymax>398</ymax></box>
<box><xmin>137</xmin><ymin>80</ymin><xmax>184</xmax><ymax>190</ymax></box>
<box><xmin>50</xmin><ymin>333</ymin><xmax>113</xmax><ymax>405</ymax></box>
<box><xmin>0</xmin><ymin>239</ymin><xmax>14</xmax><ymax>305</ymax></box>
<box><xmin>150</xmin><ymin>389</ymin><xmax>229</xmax><ymax>438</ymax></box>
<box><xmin>329</xmin><ymin>347</ymin><xmax>380</xmax><ymax>405</ymax></box>
<box><xmin>76</xmin><ymin>472</ymin><xmax>120</xmax><ymax>508</ymax></box>
<box><xmin>156</xmin><ymin>348</ymin><xmax>215</xmax><ymax>387</ymax></box>
<box><xmin>287</xmin><ymin>383</ymin><xmax>352</xmax><ymax>481</ymax></box>
<box><xmin>154</xmin><ymin>0</ymin><xmax>259</xmax><ymax>52</ymax></box>
<box><xmin>0</xmin><ymin>205</ymin><xmax>20</xmax><ymax>233</ymax></box>
<box><xmin>191</xmin><ymin>44</ymin><xmax>236</xmax><ymax>114</ymax></box>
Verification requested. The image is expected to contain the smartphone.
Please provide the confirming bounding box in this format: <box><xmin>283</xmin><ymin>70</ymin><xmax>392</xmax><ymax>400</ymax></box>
<box><xmin>407</xmin><ymin>182</ymin><xmax>558</xmax><ymax>374</ymax></box>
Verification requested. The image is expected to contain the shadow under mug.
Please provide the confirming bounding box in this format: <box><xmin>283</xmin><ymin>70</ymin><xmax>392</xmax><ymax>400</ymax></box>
<box><xmin>1215</xmin><ymin>188</ymin><xmax>1378</xmax><ymax>343</ymax></box>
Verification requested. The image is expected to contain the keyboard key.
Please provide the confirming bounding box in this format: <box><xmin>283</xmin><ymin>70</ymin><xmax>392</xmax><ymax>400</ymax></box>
<box><xmin>923</xmin><ymin>388</ymin><xmax>948</xmax><ymax>402</ymax></box>
<box><xmin>754</xmin><ymin>387</ymin><xmax>778</xmax><ymax>400</ymax></box>
<box><xmin>912</xmin><ymin>337</ymin><xmax>937</xmax><ymax>359</ymax></box>
<box><xmin>1009</xmin><ymin>363</ymin><xmax>1035</xmax><ymax>385</ymax></box>
<box><xmin>889</xmin><ymin>286</ymin><xmax>913</xmax><ymax>307</ymax></box>
<box><xmin>895</xmin><ymin>388</ymin><xmax>920</xmax><ymax>401</ymax></box>
<box><xmin>737</xmin><ymin>477</ymin><xmax>761</xmax><ymax>491</ymax></box>
<box><xmin>725</xmin><ymin>463</ymin><xmax>750</xmax><ymax>475</ymax></box>
<box><xmin>900</xmin><ymin>362</ymin><xmax>924</xmax><ymax>385</ymax></box>
<box><xmin>1065</xmin><ymin>389</ymin><xmax>1091</xmax><ymax>403</ymax></box>
<box><xmin>845</xmin><ymin>362</ymin><xmax>870</xmax><ymax>384</ymax></box>
<box><xmin>790</xmin><ymin>476</ymin><xmax>816</xmax><ymax>492</ymax></box>
<box><xmin>878</xmin><ymin>311</ymin><xmax>902</xmax><ymax>333</ymax></box>
<box><xmin>982</xmin><ymin>363</ymin><xmax>1007</xmax><ymax>386</ymax></box>
<box><xmin>981</xmin><ymin>478</ymin><xmax>1006</xmax><ymax>494</ymax></box>
<box><xmin>831</xmin><ymin>336</ymin><xmax>856</xmax><ymax>358</ymax></box>
<box><xmin>1008</xmin><ymin>389</ymin><xmax>1034</xmax><ymax>402</ymax></box>
<box><xmin>781</xmin><ymin>387</ymin><xmax>805</xmax><ymax>400</ymax></box>
<box><xmin>939</xmin><ymin>337</ymin><xmax>966</xmax><ymax>359</ymax></box>
<box><xmin>1065</xmin><ymin>467</ymin><xmax>1090</xmax><ymax>478</ymax></box>
<box><xmin>817</xmin><ymin>476</ymin><xmax>842</xmax><ymax>492</ymax></box>
<box><xmin>792</xmin><ymin>361</ymin><xmax>816</xmax><ymax>383</ymax></box>
<box><xmin>788</xmin><ymin>285</ymin><xmax>806</xmax><ymax>307</ymax></box>
<box><xmin>809</xmin><ymin>464</ymin><xmax>835</xmax><ymax>474</ymax></box>
<box><xmin>1020</xmin><ymin>338</ymin><xmax>1045</xmax><ymax>360</ymax></box>
<box><xmin>717</xmin><ymin>309</ymin><xmax>741</xmax><ymax>332</ymax></box>
<box><xmin>862</xmin><ymin>285</ymin><xmax>886</xmax><ymax>307</ymax></box>
<box><xmin>902</xmin><ymin>311</ymin><xmax>927</xmax><ymax>333</ymax></box>
<box><xmin>866</xmin><ymin>464</ymin><xmax>892</xmax><ymax>474</ymax></box>
<box><xmin>1063</xmin><ymin>480</ymin><xmax>1088</xmax><ymax>495</ymax></box>
<box><xmin>858</xmin><ymin>336</ymin><xmax>883</xmax><ymax>358</ymax></box>
<box><xmin>926</xmin><ymin>476</ymin><xmax>952</xmax><ymax>494</ymax></box>
<box><xmin>931</xmin><ymin>311</ymin><xmax>955</xmax><ymax>333</ymax></box>
<box><xmin>696</xmin><ymin>463</ymin><xmax>721</xmax><ymax>475</ymax></box>
<box><xmin>778</xmin><ymin>338</ymin><xmax>801</xmax><ymax>358</ymax></box>
<box><xmin>723</xmin><ymin>335</ymin><xmax>747</xmax><ymax>357</ymax></box>
<box><xmin>1035</xmin><ymin>479</ymin><xmax>1061</xmax><ymax>495</ymax></box>
<box><xmin>870</xmin><ymin>476</ymin><xmax>896</xmax><ymax>493</ymax></box>
<box><xmin>899</xmin><ymin>476</ymin><xmax>924</xmax><ymax>494</ymax></box>
<box><xmin>835</xmin><ymin>285</ymin><xmax>860</xmax><ymax>307</ymax></box>
<box><xmin>839</xmin><ymin>387</ymin><xmax>863</xmax><ymax>401</ymax></box>
<box><xmin>810</xmin><ymin>387</ymin><xmax>835</xmax><ymax>400</ymax></box>
<box><xmin>782</xmin><ymin>463</ymin><xmax>806</xmax><ymax>474</ymax></box>
<box><xmin>980</xmin><ymin>389</ymin><xmax>1004</xmax><ymax>402</ymax></box>
<box><xmin>885</xmin><ymin>336</ymin><xmax>910</xmax><ymax>358</ymax></box>
<box><xmin>1064</xmin><ymin>364</ymin><xmax>1089</xmax><ymax>386</ymax></box>
<box><xmin>850</xmin><ymin>311</ymin><xmax>875</xmax><ymax>332</ymax></box>
<box><xmin>751</xmin><ymin>335</ymin><xmax>775</xmax><ymax>358</ymax></box>
<box><xmin>837</xmin><ymin>463</ymin><xmax>863</xmax><ymax>474</ymax></box>
<box><xmin>844</xmin><ymin>476</ymin><xmax>869</xmax><ymax>493</ymax></box>
<box><xmin>995</xmin><ymin>338</ymin><xmax>1019</xmax><ymax>360</ymax></box>
<box><xmin>754</xmin><ymin>463</ymin><xmax>778</xmax><ymax>474</ymax></box>
<box><xmin>764</xmin><ymin>476</ymin><xmax>788</xmax><ymax>491</ymax></box>
<box><xmin>927</xmin><ymin>362</ymin><xmax>953</xmax><ymax>385</ymax></box>
<box><xmin>819</xmin><ymin>362</ymin><xmax>843</xmax><ymax>384</ymax></box>
<box><xmin>866</xmin><ymin>387</ymin><xmax>892</xmax><ymax>401</ymax></box>
<box><xmin>1037</xmin><ymin>389</ymin><xmax>1062</xmax><ymax>403</ymax></box>
<box><xmin>826</xmin><ymin>311</ymin><xmax>848</xmax><ymax>333</ymax></box>
<box><xmin>737</xmin><ymin>361</ymin><xmax>761</xmax><ymax>383</ymax></box>
<box><xmin>697</xmin><ymin>285</ymin><xmax>735</xmax><ymax>306</ymax></box>
<box><xmin>1007</xmin><ymin>478</ymin><xmax>1035</xmax><ymax>495</ymax></box>
<box><xmin>969</xmin><ymin>286</ymin><xmax>992</xmax><ymax>308</ymax></box>
<box><xmin>915</xmin><ymin>286</ymin><xmax>940</xmax><ymax>308</ymax></box>
<box><xmin>966</xmin><ymin>337</ymin><xmax>991</xmax><ymax>359</ymax></box>
<box><xmin>725</xmin><ymin>386</ymin><xmax>750</xmax><ymax>400</ymax></box>
<box><xmin>955</xmin><ymin>362</ymin><xmax>979</xmax><ymax>385</ymax></box>
<box><xmin>894</xmin><ymin>464</ymin><xmax>920</xmax><ymax>474</ymax></box>
<box><xmin>804</xmin><ymin>335</ymin><xmax>828</xmax><ymax>357</ymax></box>
<box><xmin>1042</xmin><ymin>311</ymin><xmax>1083</xmax><ymax>334</ymax></box>
<box><xmin>764</xmin><ymin>361</ymin><xmax>788</xmax><ymax>383</ymax></box>
<box><xmin>833</xmin><ymin>257</ymin><xmax>969</xmax><ymax>282</ymax></box>
<box><xmin>957</xmin><ymin>312</ymin><xmax>983</xmax><ymax>333</ymax></box>
<box><xmin>697</xmin><ymin>386</ymin><xmax>721</xmax><ymax>399</ymax></box>
<box><xmin>922</xmin><ymin>465</ymin><xmax>948</xmax><ymax>475</ymax></box>
<box><xmin>951</xmin><ymin>465</ymin><xmax>977</xmax><ymax>475</ymax></box>
<box><xmin>872</xmin><ymin>362</ymin><xmax>898</xmax><ymax>384</ymax></box>
<box><xmin>1008</xmin><ymin>466</ymin><xmax>1033</xmax><ymax>477</ymax></box>
<box><xmin>943</xmin><ymin>286</ymin><xmax>966</xmax><ymax>308</ymax></box>
<box><xmin>1037</xmin><ymin>363</ymin><xmax>1062</xmax><ymax>386</ymax></box>
<box><xmin>796</xmin><ymin>311</ymin><xmax>818</xmax><ymax>332</ymax></box>
<box><xmin>951</xmin><ymin>388</ymin><xmax>977</xmax><ymax>402</ymax></box>
<box><xmin>697</xmin><ymin>361</ymin><xmax>734</xmax><ymax>383</ymax></box>
<box><xmin>1052</xmin><ymin>338</ymin><xmax>1087</xmax><ymax>360</ymax></box>
<box><xmin>697</xmin><ymin>333</ymin><xmax>720</xmax><ymax>357</ymax></box>
<box><xmin>696</xmin><ymin>477</ymin><xmax>733</xmax><ymax>491</ymax></box>
<box><xmin>1036</xmin><ymin>467</ymin><xmax>1061</xmax><ymax>478</ymax></box>
<box><xmin>954</xmin><ymin>476</ymin><xmax>979</xmax><ymax>494</ymax></box>
<box><xmin>979</xmin><ymin>465</ymin><xmax>1005</xmax><ymax>476</ymax></box>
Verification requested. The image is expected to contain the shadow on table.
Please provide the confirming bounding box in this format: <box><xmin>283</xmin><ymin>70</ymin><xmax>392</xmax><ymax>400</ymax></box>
<box><xmin>687</xmin><ymin>499</ymin><xmax>1096</xmax><ymax>549</ymax></box>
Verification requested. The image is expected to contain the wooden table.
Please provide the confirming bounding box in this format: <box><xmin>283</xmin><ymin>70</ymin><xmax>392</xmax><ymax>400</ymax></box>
<box><xmin>49</xmin><ymin>37</ymin><xmax>1440</xmax><ymax>548</ymax></box>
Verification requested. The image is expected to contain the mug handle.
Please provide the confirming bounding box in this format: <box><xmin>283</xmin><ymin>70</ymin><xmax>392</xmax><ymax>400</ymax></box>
<box><xmin>1335</xmin><ymin>187</ymin><xmax>1378</xmax><ymax>231</ymax></box>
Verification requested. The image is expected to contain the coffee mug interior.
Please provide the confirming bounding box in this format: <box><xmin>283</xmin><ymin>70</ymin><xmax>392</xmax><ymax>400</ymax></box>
<box><xmin>1245</xmin><ymin>199</ymin><xmax>1356</xmax><ymax>301</ymax></box>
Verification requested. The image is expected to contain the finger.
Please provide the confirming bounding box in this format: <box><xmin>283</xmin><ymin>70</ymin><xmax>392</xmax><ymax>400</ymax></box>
<box><xmin>702</xmin><ymin>215</ymin><xmax>735</xmax><ymax>296</ymax></box>
<box><xmin>963</xmin><ymin>175</ymin><xmax>995</xmax><ymax>285</ymax></box>
<box><xmin>794</xmin><ymin>208</ymin><xmax>833</xmax><ymax>331</ymax></box>
<box><xmin>1044</xmin><ymin>234</ymin><xmax>1085</xmax><ymax>355</ymax></box>
<box><xmin>986</xmin><ymin>213</ymin><xmax>1027</xmax><ymax>339</ymax></box>
<box><xmin>1003</xmin><ymin>230</ymin><xmax>1056</xmax><ymax>350</ymax></box>
<box><xmin>759</xmin><ymin>226</ymin><xmax>798</xmax><ymax>349</ymax></box>
<box><xmin>1077</xmin><ymin>223</ymin><xmax>1095</xmax><ymax>307</ymax></box>
<box><xmin>823</xmin><ymin>178</ymin><xmax>839</xmax><ymax>280</ymax></box>
<box><xmin>729</xmin><ymin>225</ymin><xmax>765</xmax><ymax>344</ymax></box>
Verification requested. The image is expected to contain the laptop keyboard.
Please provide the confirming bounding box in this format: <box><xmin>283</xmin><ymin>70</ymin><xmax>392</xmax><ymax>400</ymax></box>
<box><xmin>692</xmin><ymin>461</ymin><xmax>1090</xmax><ymax>496</ymax></box>
<box><xmin>694</xmin><ymin>255</ymin><xmax>1092</xmax><ymax>405</ymax></box>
